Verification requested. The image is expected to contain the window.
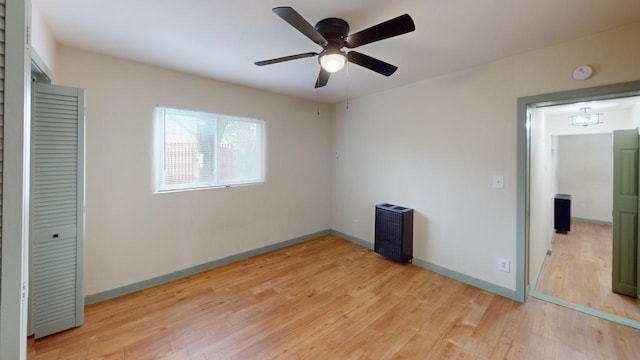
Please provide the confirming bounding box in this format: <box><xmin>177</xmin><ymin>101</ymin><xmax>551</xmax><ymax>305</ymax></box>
<box><xmin>155</xmin><ymin>106</ymin><xmax>265</xmax><ymax>192</ymax></box>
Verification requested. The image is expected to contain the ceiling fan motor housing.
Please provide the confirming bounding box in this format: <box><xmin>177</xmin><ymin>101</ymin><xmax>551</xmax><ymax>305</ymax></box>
<box><xmin>315</xmin><ymin>18</ymin><xmax>350</xmax><ymax>47</ymax></box>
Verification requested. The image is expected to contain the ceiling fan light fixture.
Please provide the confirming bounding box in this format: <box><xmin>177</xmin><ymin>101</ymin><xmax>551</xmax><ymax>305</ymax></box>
<box><xmin>320</xmin><ymin>52</ymin><xmax>346</xmax><ymax>73</ymax></box>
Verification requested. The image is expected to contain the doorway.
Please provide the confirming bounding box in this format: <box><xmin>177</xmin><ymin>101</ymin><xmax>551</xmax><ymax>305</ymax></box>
<box><xmin>27</xmin><ymin>51</ymin><xmax>86</xmax><ymax>338</ymax></box>
<box><xmin>528</xmin><ymin>97</ymin><xmax>640</xmax><ymax>324</ymax></box>
<box><xmin>516</xmin><ymin>80</ymin><xmax>640</xmax><ymax>327</ymax></box>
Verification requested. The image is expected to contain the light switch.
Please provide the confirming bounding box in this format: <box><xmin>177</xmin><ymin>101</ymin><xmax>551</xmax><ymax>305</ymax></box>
<box><xmin>492</xmin><ymin>175</ymin><xmax>504</xmax><ymax>189</ymax></box>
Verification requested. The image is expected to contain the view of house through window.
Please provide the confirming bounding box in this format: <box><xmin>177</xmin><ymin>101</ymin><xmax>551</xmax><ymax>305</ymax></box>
<box><xmin>155</xmin><ymin>106</ymin><xmax>265</xmax><ymax>192</ymax></box>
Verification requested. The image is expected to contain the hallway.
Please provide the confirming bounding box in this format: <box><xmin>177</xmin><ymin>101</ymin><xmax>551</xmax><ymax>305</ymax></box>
<box><xmin>536</xmin><ymin>221</ymin><xmax>640</xmax><ymax>321</ymax></box>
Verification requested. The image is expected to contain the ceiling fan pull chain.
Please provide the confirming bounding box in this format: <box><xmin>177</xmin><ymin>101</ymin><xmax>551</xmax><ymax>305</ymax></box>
<box><xmin>317</xmin><ymin>87</ymin><xmax>320</xmax><ymax>116</ymax></box>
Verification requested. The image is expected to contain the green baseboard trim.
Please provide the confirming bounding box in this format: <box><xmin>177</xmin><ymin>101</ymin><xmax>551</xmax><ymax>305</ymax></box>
<box><xmin>532</xmin><ymin>248</ymin><xmax>553</xmax><ymax>291</ymax></box>
<box><xmin>529</xmin><ymin>290</ymin><xmax>640</xmax><ymax>330</ymax></box>
<box><xmin>85</xmin><ymin>229</ymin><xmax>332</xmax><ymax>305</ymax></box>
<box><xmin>571</xmin><ymin>217</ymin><xmax>612</xmax><ymax>226</ymax></box>
<box><xmin>412</xmin><ymin>258</ymin><xmax>518</xmax><ymax>301</ymax></box>
<box><xmin>329</xmin><ymin>229</ymin><xmax>373</xmax><ymax>249</ymax></box>
<box><xmin>333</xmin><ymin>230</ymin><xmax>518</xmax><ymax>301</ymax></box>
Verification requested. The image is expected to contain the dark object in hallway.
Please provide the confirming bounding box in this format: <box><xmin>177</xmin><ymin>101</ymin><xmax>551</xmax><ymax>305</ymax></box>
<box><xmin>554</xmin><ymin>194</ymin><xmax>571</xmax><ymax>233</ymax></box>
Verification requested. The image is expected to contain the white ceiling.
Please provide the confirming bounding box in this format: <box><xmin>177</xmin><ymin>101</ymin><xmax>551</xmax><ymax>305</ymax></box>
<box><xmin>33</xmin><ymin>0</ymin><xmax>640</xmax><ymax>104</ymax></box>
<box><xmin>542</xmin><ymin>96</ymin><xmax>640</xmax><ymax>117</ymax></box>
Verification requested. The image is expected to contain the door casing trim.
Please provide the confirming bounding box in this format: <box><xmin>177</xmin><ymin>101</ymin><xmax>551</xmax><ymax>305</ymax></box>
<box><xmin>517</xmin><ymin>80</ymin><xmax>640</xmax><ymax>302</ymax></box>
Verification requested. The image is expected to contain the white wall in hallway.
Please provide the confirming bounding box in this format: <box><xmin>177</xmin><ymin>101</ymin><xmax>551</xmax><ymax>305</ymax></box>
<box><xmin>556</xmin><ymin>134</ymin><xmax>613</xmax><ymax>223</ymax></box>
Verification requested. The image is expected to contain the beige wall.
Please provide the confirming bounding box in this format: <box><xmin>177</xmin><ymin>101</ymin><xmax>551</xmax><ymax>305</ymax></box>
<box><xmin>30</xmin><ymin>0</ymin><xmax>56</xmax><ymax>74</ymax></box>
<box><xmin>54</xmin><ymin>46</ymin><xmax>332</xmax><ymax>296</ymax></box>
<box><xmin>330</xmin><ymin>22</ymin><xmax>640</xmax><ymax>291</ymax></box>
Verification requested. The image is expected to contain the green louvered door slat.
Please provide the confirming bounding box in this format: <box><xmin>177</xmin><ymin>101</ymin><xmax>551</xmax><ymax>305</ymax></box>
<box><xmin>31</xmin><ymin>82</ymin><xmax>85</xmax><ymax>339</ymax></box>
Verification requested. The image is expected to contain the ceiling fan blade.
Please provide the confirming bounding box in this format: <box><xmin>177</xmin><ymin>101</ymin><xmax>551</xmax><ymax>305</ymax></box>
<box><xmin>273</xmin><ymin>7</ymin><xmax>327</xmax><ymax>46</ymax></box>
<box><xmin>347</xmin><ymin>51</ymin><xmax>398</xmax><ymax>76</ymax></box>
<box><xmin>315</xmin><ymin>68</ymin><xmax>330</xmax><ymax>88</ymax></box>
<box><xmin>346</xmin><ymin>14</ymin><xmax>415</xmax><ymax>49</ymax></box>
<box><xmin>255</xmin><ymin>52</ymin><xmax>318</xmax><ymax>66</ymax></box>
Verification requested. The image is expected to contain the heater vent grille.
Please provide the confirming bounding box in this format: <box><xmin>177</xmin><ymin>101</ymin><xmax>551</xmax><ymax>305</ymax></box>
<box><xmin>374</xmin><ymin>203</ymin><xmax>413</xmax><ymax>262</ymax></box>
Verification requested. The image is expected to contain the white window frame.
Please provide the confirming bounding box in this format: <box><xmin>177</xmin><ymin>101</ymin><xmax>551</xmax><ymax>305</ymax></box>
<box><xmin>154</xmin><ymin>105</ymin><xmax>265</xmax><ymax>193</ymax></box>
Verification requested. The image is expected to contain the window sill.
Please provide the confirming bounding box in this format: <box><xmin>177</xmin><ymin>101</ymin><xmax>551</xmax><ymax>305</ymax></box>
<box><xmin>153</xmin><ymin>181</ymin><xmax>264</xmax><ymax>194</ymax></box>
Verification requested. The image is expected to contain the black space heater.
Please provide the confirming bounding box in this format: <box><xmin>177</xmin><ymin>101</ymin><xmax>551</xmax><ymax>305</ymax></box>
<box><xmin>374</xmin><ymin>203</ymin><xmax>413</xmax><ymax>262</ymax></box>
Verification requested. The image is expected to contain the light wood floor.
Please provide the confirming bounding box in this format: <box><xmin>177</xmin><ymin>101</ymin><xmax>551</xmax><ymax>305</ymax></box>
<box><xmin>28</xmin><ymin>235</ymin><xmax>640</xmax><ymax>359</ymax></box>
<box><xmin>536</xmin><ymin>221</ymin><xmax>640</xmax><ymax>321</ymax></box>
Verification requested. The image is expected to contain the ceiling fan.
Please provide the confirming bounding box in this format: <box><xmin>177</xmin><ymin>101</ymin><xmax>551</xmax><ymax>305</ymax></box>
<box><xmin>255</xmin><ymin>7</ymin><xmax>415</xmax><ymax>88</ymax></box>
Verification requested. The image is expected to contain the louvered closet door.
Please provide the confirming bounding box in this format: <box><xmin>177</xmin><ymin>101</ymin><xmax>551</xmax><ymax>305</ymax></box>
<box><xmin>31</xmin><ymin>82</ymin><xmax>85</xmax><ymax>339</ymax></box>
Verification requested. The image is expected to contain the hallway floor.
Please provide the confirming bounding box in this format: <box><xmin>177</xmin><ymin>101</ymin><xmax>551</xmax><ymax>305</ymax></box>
<box><xmin>536</xmin><ymin>221</ymin><xmax>640</xmax><ymax>321</ymax></box>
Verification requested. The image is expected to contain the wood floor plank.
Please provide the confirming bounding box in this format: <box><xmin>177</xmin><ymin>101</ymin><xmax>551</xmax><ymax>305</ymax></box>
<box><xmin>28</xmin><ymin>234</ymin><xmax>640</xmax><ymax>359</ymax></box>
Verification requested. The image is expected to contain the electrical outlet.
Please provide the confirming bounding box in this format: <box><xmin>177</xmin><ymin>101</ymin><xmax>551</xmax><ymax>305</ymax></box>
<box><xmin>498</xmin><ymin>258</ymin><xmax>510</xmax><ymax>273</ymax></box>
